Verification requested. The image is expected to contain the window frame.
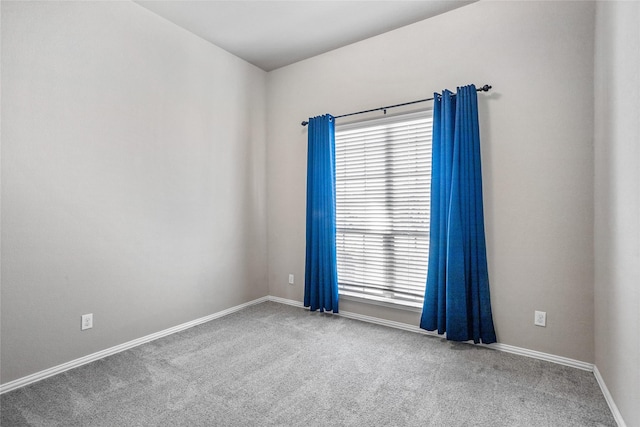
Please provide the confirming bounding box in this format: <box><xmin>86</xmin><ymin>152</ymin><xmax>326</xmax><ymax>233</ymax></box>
<box><xmin>334</xmin><ymin>109</ymin><xmax>433</xmax><ymax>310</ymax></box>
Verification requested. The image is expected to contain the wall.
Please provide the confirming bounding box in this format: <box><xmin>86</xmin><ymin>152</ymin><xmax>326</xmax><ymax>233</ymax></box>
<box><xmin>267</xmin><ymin>1</ymin><xmax>596</xmax><ymax>362</ymax></box>
<box><xmin>594</xmin><ymin>2</ymin><xmax>640</xmax><ymax>425</ymax></box>
<box><xmin>1</xmin><ymin>1</ymin><xmax>267</xmax><ymax>384</ymax></box>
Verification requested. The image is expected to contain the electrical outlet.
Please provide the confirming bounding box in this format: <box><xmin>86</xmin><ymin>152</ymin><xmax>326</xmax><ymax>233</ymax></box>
<box><xmin>81</xmin><ymin>313</ymin><xmax>93</xmax><ymax>330</ymax></box>
<box><xmin>534</xmin><ymin>310</ymin><xmax>546</xmax><ymax>327</ymax></box>
<box><xmin>288</xmin><ymin>274</ymin><xmax>294</xmax><ymax>285</ymax></box>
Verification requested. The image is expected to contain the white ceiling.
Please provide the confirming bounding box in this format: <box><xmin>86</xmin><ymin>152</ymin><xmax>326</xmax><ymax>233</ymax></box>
<box><xmin>134</xmin><ymin>1</ymin><xmax>476</xmax><ymax>71</ymax></box>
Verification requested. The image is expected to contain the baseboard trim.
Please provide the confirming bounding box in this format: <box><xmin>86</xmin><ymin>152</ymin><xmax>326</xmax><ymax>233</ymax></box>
<box><xmin>0</xmin><ymin>296</ymin><xmax>269</xmax><ymax>395</ymax></box>
<box><xmin>594</xmin><ymin>365</ymin><xmax>627</xmax><ymax>427</ymax></box>
<box><xmin>485</xmin><ymin>342</ymin><xmax>593</xmax><ymax>371</ymax></box>
<box><xmin>339</xmin><ymin>308</ymin><xmax>442</xmax><ymax>337</ymax></box>
<box><xmin>267</xmin><ymin>295</ymin><xmax>304</xmax><ymax>308</ymax></box>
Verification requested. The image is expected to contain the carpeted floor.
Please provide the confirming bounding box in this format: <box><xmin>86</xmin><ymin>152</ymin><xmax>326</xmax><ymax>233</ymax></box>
<box><xmin>1</xmin><ymin>301</ymin><xmax>615</xmax><ymax>426</ymax></box>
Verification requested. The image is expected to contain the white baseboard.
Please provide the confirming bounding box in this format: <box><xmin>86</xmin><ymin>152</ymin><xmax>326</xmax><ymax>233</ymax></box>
<box><xmin>0</xmin><ymin>296</ymin><xmax>269</xmax><ymax>395</ymax></box>
<box><xmin>267</xmin><ymin>295</ymin><xmax>304</xmax><ymax>308</ymax></box>
<box><xmin>268</xmin><ymin>296</ymin><xmax>443</xmax><ymax>338</ymax></box>
<box><xmin>594</xmin><ymin>365</ymin><xmax>627</xmax><ymax>427</ymax></box>
<box><xmin>485</xmin><ymin>342</ymin><xmax>593</xmax><ymax>371</ymax></box>
<box><xmin>339</xmin><ymin>308</ymin><xmax>441</xmax><ymax>337</ymax></box>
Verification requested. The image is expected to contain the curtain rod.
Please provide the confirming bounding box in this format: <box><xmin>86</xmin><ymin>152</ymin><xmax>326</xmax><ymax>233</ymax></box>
<box><xmin>301</xmin><ymin>84</ymin><xmax>492</xmax><ymax>126</ymax></box>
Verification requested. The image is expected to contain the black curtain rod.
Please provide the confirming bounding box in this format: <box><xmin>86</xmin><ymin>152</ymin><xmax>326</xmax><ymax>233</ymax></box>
<box><xmin>301</xmin><ymin>84</ymin><xmax>492</xmax><ymax>126</ymax></box>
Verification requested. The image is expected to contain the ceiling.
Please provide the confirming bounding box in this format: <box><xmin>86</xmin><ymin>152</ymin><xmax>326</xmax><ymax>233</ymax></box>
<box><xmin>134</xmin><ymin>1</ymin><xmax>476</xmax><ymax>71</ymax></box>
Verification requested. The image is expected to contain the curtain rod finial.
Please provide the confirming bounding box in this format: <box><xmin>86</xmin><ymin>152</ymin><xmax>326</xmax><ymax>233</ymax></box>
<box><xmin>481</xmin><ymin>84</ymin><xmax>492</xmax><ymax>92</ymax></box>
<box><xmin>301</xmin><ymin>121</ymin><xmax>309</xmax><ymax>126</ymax></box>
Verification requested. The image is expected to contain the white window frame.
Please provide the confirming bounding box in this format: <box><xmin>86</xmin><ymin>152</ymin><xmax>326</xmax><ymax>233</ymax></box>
<box><xmin>334</xmin><ymin>109</ymin><xmax>433</xmax><ymax>310</ymax></box>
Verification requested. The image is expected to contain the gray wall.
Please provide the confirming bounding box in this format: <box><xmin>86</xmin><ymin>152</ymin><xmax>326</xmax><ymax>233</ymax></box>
<box><xmin>1</xmin><ymin>1</ymin><xmax>268</xmax><ymax>384</ymax></box>
<box><xmin>594</xmin><ymin>2</ymin><xmax>640</xmax><ymax>425</ymax></box>
<box><xmin>266</xmin><ymin>1</ymin><xmax>596</xmax><ymax>363</ymax></box>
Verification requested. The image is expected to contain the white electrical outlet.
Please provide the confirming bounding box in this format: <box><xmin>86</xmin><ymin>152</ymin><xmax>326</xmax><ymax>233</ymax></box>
<box><xmin>81</xmin><ymin>313</ymin><xmax>93</xmax><ymax>330</ymax></box>
<box><xmin>288</xmin><ymin>274</ymin><xmax>294</xmax><ymax>285</ymax></box>
<box><xmin>534</xmin><ymin>310</ymin><xmax>546</xmax><ymax>327</ymax></box>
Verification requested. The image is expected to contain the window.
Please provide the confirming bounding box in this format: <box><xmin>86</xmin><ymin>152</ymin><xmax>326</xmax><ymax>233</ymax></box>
<box><xmin>335</xmin><ymin>110</ymin><xmax>433</xmax><ymax>308</ymax></box>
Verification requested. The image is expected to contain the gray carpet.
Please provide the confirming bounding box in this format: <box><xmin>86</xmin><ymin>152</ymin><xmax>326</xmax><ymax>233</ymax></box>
<box><xmin>1</xmin><ymin>301</ymin><xmax>615</xmax><ymax>426</ymax></box>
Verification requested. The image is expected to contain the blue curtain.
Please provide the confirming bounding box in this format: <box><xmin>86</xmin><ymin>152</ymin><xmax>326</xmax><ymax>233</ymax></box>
<box><xmin>304</xmin><ymin>115</ymin><xmax>339</xmax><ymax>313</ymax></box>
<box><xmin>420</xmin><ymin>85</ymin><xmax>496</xmax><ymax>344</ymax></box>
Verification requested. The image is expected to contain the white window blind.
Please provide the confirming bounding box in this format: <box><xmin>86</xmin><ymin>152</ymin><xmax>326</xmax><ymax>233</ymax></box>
<box><xmin>335</xmin><ymin>111</ymin><xmax>432</xmax><ymax>308</ymax></box>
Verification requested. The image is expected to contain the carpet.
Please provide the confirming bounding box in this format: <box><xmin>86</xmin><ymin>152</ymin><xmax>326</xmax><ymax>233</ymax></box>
<box><xmin>0</xmin><ymin>301</ymin><xmax>615</xmax><ymax>426</ymax></box>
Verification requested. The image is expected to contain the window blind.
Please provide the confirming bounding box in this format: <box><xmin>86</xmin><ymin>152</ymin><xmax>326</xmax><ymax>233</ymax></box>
<box><xmin>335</xmin><ymin>111</ymin><xmax>432</xmax><ymax>308</ymax></box>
